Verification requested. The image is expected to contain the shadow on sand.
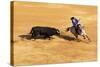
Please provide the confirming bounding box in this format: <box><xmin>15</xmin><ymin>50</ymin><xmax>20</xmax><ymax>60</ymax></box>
<box><xmin>19</xmin><ymin>34</ymin><xmax>75</xmax><ymax>41</ymax></box>
<box><xmin>18</xmin><ymin>34</ymin><xmax>51</xmax><ymax>40</ymax></box>
<box><xmin>58</xmin><ymin>35</ymin><xmax>75</xmax><ymax>41</ymax></box>
<box><xmin>18</xmin><ymin>34</ymin><xmax>90</xmax><ymax>44</ymax></box>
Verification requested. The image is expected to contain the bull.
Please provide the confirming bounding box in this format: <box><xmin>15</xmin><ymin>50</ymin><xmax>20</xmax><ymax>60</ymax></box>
<box><xmin>29</xmin><ymin>26</ymin><xmax>60</xmax><ymax>40</ymax></box>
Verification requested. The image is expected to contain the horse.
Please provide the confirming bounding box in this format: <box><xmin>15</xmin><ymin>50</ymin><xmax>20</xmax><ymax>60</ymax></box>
<box><xmin>66</xmin><ymin>24</ymin><xmax>91</xmax><ymax>41</ymax></box>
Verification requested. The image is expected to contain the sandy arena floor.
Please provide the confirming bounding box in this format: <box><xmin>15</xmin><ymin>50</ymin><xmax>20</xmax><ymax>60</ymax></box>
<box><xmin>11</xmin><ymin>2</ymin><xmax>97</xmax><ymax>66</ymax></box>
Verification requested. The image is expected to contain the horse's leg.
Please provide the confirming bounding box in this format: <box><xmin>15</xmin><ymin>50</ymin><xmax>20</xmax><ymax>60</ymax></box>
<box><xmin>48</xmin><ymin>36</ymin><xmax>51</xmax><ymax>40</ymax></box>
<box><xmin>82</xmin><ymin>35</ymin><xmax>86</xmax><ymax>39</ymax></box>
<box><xmin>82</xmin><ymin>34</ymin><xmax>91</xmax><ymax>42</ymax></box>
<box><xmin>85</xmin><ymin>35</ymin><xmax>91</xmax><ymax>41</ymax></box>
<box><xmin>76</xmin><ymin>35</ymin><xmax>78</xmax><ymax>39</ymax></box>
<box><xmin>74</xmin><ymin>35</ymin><xmax>80</xmax><ymax>41</ymax></box>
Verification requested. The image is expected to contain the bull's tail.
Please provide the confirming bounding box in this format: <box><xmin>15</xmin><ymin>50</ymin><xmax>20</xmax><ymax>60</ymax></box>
<box><xmin>29</xmin><ymin>28</ymin><xmax>33</xmax><ymax>34</ymax></box>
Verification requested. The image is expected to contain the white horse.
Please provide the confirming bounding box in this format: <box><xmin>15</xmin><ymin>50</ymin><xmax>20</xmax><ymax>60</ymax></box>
<box><xmin>66</xmin><ymin>24</ymin><xmax>91</xmax><ymax>41</ymax></box>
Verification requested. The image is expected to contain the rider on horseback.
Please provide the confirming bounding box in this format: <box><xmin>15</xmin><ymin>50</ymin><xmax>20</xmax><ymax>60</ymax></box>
<box><xmin>70</xmin><ymin>17</ymin><xmax>80</xmax><ymax>34</ymax></box>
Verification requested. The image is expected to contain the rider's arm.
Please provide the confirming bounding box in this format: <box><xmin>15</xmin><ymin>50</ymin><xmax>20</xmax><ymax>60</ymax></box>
<box><xmin>75</xmin><ymin>19</ymin><xmax>79</xmax><ymax>24</ymax></box>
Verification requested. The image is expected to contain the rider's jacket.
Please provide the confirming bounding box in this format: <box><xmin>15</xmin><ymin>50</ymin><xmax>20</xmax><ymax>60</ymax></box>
<box><xmin>72</xmin><ymin>18</ymin><xmax>79</xmax><ymax>27</ymax></box>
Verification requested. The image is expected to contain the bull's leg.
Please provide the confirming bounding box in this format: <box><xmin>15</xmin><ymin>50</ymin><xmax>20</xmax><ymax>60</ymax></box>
<box><xmin>30</xmin><ymin>33</ymin><xmax>37</xmax><ymax>40</ymax></box>
<box><xmin>75</xmin><ymin>35</ymin><xmax>78</xmax><ymax>39</ymax></box>
<box><xmin>45</xmin><ymin>36</ymin><xmax>51</xmax><ymax>40</ymax></box>
<box><xmin>32</xmin><ymin>33</ymin><xmax>34</xmax><ymax>37</ymax></box>
<box><xmin>33</xmin><ymin>31</ymin><xmax>40</xmax><ymax>39</ymax></box>
<box><xmin>48</xmin><ymin>36</ymin><xmax>52</xmax><ymax>40</ymax></box>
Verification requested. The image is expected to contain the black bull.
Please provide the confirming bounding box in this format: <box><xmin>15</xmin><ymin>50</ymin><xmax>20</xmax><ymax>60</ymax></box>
<box><xmin>29</xmin><ymin>26</ymin><xmax>60</xmax><ymax>39</ymax></box>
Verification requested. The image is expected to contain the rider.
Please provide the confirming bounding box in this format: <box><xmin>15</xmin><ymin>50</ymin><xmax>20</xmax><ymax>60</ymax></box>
<box><xmin>70</xmin><ymin>17</ymin><xmax>80</xmax><ymax>34</ymax></box>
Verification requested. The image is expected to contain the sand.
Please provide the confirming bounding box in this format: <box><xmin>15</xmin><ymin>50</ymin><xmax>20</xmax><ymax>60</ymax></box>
<box><xmin>11</xmin><ymin>2</ymin><xmax>97</xmax><ymax>66</ymax></box>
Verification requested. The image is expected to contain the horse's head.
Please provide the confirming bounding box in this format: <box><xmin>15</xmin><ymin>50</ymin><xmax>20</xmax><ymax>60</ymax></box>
<box><xmin>77</xmin><ymin>24</ymin><xmax>81</xmax><ymax>28</ymax></box>
<box><xmin>77</xmin><ymin>24</ymin><xmax>85</xmax><ymax>29</ymax></box>
<box><xmin>66</xmin><ymin>27</ymin><xmax>70</xmax><ymax>32</ymax></box>
<box><xmin>76</xmin><ymin>24</ymin><xmax>84</xmax><ymax>35</ymax></box>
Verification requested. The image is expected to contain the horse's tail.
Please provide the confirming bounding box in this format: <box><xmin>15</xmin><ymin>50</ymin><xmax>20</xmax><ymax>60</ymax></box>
<box><xmin>66</xmin><ymin>27</ymin><xmax>70</xmax><ymax>32</ymax></box>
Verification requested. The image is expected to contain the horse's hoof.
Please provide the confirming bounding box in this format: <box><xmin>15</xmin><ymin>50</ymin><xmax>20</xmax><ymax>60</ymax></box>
<box><xmin>31</xmin><ymin>39</ymin><xmax>36</xmax><ymax>41</ymax></box>
<box><xmin>48</xmin><ymin>38</ymin><xmax>51</xmax><ymax>40</ymax></box>
<box><xmin>84</xmin><ymin>38</ymin><xmax>86</xmax><ymax>39</ymax></box>
<box><xmin>88</xmin><ymin>40</ymin><xmax>91</xmax><ymax>42</ymax></box>
<box><xmin>77</xmin><ymin>40</ymin><xmax>81</xmax><ymax>42</ymax></box>
<box><xmin>76</xmin><ymin>39</ymin><xmax>81</xmax><ymax>42</ymax></box>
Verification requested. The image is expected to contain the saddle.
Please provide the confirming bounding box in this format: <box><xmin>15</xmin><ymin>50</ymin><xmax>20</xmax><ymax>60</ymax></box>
<box><xmin>73</xmin><ymin>24</ymin><xmax>82</xmax><ymax>35</ymax></box>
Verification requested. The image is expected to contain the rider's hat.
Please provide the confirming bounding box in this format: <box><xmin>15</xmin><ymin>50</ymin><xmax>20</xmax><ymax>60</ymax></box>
<box><xmin>70</xmin><ymin>17</ymin><xmax>75</xmax><ymax>20</ymax></box>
